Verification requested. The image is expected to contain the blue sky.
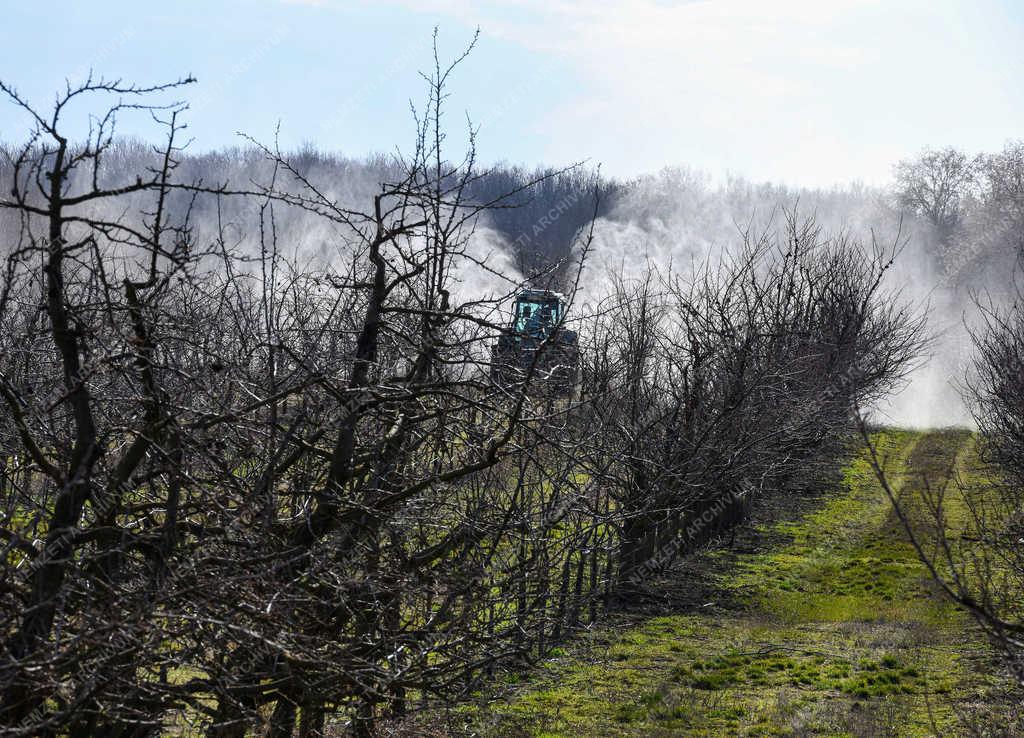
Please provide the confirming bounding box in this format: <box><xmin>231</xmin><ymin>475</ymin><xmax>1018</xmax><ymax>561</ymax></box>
<box><xmin>1</xmin><ymin>0</ymin><xmax>1021</xmax><ymax>186</ymax></box>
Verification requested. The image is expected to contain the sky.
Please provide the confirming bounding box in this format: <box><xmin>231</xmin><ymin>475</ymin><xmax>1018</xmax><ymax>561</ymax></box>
<box><xmin>1</xmin><ymin>0</ymin><xmax>1022</xmax><ymax>187</ymax></box>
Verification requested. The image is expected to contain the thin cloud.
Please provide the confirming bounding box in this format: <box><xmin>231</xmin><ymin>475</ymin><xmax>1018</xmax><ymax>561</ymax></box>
<box><xmin>350</xmin><ymin>0</ymin><xmax>1021</xmax><ymax>185</ymax></box>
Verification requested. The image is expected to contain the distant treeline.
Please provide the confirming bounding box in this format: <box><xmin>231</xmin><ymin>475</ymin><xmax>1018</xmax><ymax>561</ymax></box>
<box><xmin>6</xmin><ymin>138</ymin><xmax>1017</xmax><ymax>291</ymax></box>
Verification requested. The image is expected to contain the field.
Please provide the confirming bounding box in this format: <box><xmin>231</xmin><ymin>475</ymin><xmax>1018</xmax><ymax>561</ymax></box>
<box><xmin>436</xmin><ymin>430</ymin><xmax>1016</xmax><ymax>737</ymax></box>
<box><xmin>2</xmin><ymin>13</ymin><xmax>1023</xmax><ymax>734</ymax></box>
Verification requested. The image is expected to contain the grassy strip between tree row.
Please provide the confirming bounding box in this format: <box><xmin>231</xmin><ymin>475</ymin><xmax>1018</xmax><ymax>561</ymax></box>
<box><xmin>431</xmin><ymin>430</ymin><xmax>1016</xmax><ymax>738</ymax></box>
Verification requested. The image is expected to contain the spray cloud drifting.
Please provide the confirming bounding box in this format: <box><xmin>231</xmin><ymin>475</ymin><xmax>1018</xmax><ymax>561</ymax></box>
<box><xmin>572</xmin><ymin>167</ymin><xmax>976</xmax><ymax>428</ymax></box>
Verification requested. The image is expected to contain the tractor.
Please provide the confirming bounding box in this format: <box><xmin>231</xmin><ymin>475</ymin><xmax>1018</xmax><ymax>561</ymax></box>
<box><xmin>490</xmin><ymin>289</ymin><xmax>578</xmax><ymax>398</ymax></box>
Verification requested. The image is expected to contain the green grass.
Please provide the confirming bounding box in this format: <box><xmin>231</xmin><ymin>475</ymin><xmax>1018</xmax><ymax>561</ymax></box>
<box><xmin>454</xmin><ymin>430</ymin><xmax>1011</xmax><ymax>737</ymax></box>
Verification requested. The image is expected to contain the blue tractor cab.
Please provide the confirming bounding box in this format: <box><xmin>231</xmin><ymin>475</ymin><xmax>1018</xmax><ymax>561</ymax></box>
<box><xmin>491</xmin><ymin>289</ymin><xmax>578</xmax><ymax>397</ymax></box>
